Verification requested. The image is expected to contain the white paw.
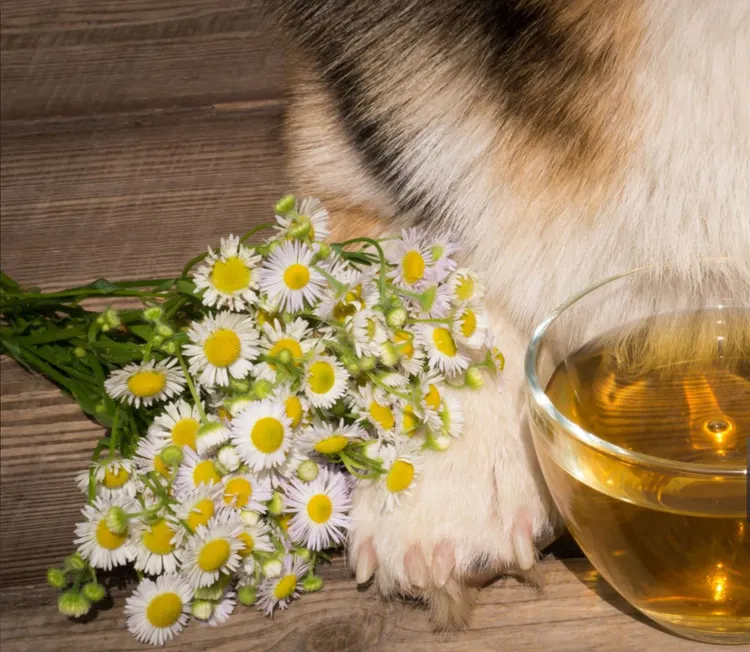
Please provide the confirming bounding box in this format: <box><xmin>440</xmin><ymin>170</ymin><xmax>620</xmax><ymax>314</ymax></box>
<box><xmin>347</xmin><ymin>314</ymin><xmax>562</xmax><ymax>628</ymax></box>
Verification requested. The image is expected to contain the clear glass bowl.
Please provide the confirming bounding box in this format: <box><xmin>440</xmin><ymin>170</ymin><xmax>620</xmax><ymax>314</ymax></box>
<box><xmin>524</xmin><ymin>259</ymin><xmax>749</xmax><ymax>644</ymax></box>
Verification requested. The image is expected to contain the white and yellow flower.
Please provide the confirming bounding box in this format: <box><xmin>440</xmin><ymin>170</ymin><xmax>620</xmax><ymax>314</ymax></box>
<box><xmin>315</xmin><ymin>265</ymin><xmax>377</xmax><ymax>323</ymax></box>
<box><xmin>348</xmin><ymin>308</ymin><xmax>388</xmax><ymax>357</ymax></box>
<box><xmin>297</xmin><ymin>419</ymin><xmax>366</xmax><ymax>456</ymax></box>
<box><xmin>387</xmin><ymin>228</ymin><xmax>433</xmax><ymax>289</ymax></box>
<box><xmin>76</xmin><ymin>456</ymin><xmax>138</xmax><ymax>499</ymax></box>
<box><xmin>285</xmin><ymin>467</ymin><xmax>352</xmax><ymax>550</ymax></box>
<box><xmin>193</xmin><ymin>234</ymin><xmax>261</xmax><ymax>311</ymax></box>
<box><xmin>173</xmin><ymin>484</ymin><xmax>223</xmax><ymax>531</ymax></box>
<box><xmin>453</xmin><ymin>302</ymin><xmax>489</xmax><ymax>350</ymax></box>
<box><xmin>74</xmin><ymin>495</ymin><xmax>138</xmax><ymax>570</ymax></box>
<box><xmin>194</xmin><ymin>419</ymin><xmax>232</xmax><ymax>457</ymax></box>
<box><xmin>174</xmin><ymin>447</ymin><xmax>223</xmax><ymax>495</ymax></box>
<box><xmin>449</xmin><ymin>268</ymin><xmax>484</xmax><ymax>304</ymax></box>
<box><xmin>275</xmin><ymin>197</ymin><xmax>330</xmax><ymax>243</ymax></box>
<box><xmin>195</xmin><ymin>590</ymin><xmax>237</xmax><ymax>627</ymax></box>
<box><xmin>221</xmin><ymin>472</ymin><xmax>273</xmax><ymax>513</ymax></box>
<box><xmin>272</xmin><ymin>384</ymin><xmax>309</xmax><ymax>430</ymax></box>
<box><xmin>236</xmin><ymin>522</ymin><xmax>274</xmax><ymax>571</ymax></box>
<box><xmin>134</xmin><ymin>432</ymin><xmax>173</xmax><ymax>479</ymax></box>
<box><xmin>353</xmin><ymin>385</ymin><xmax>398</xmax><ymax>436</ymax></box>
<box><xmin>438</xmin><ymin>393</ymin><xmax>464</xmax><ymax>439</ymax></box>
<box><xmin>254</xmin><ymin>318</ymin><xmax>316</xmax><ymax>382</ymax></box>
<box><xmin>184</xmin><ymin>312</ymin><xmax>260</xmax><ymax>388</ymax></box>
<box><xmin>256</xmin><ymin>554</ymin><xmax>308</xmax><ymax>615</ymax></box>
<box><xmin>258</xmin><ymin>240</ymin><xmax>326</xmax><ymax>313</ymax></box>
<box><xmin>125</xmin><ymin>574</ymin><xmax>192</xmax><ymax>646</ymax></box>
<box><xmin>417</xmin><ymin>372</ymin><xmax>446</xmax><ymax>431</ymax></box>
<box><xmin>133</xmin><ymin>518</ymin><xmax>183</xmax><ymax>575</ymax></box>
<box><xmin>230</xmin><ymin>399</ymin><xmax>292</xmax><ymax>471</ymax></box>
<box><xmin>426</xmin><ymin>235</ymin><xmax>459</xmax><ymax>282</ymax></box>
<box><xmin>391</xmin><ymin>327</ymin><xmax>425</xmax><ymax>376</ymax></box>
<box><xmin>303</xmin><ymin>355</ymin><xmax>349</xmax><ymax>409</ymax></box>
<box><xmin>378</xmin><ymin>442</ymin><xmax>424</xmax><ymax>511</ymax></box>
<box><xmin>419</xmin><ymin>324</ymin><xmax>469</xmax><ymax>377</ymax></box>
<box><xmin>104</xmin><ymin>358</ymin><xmax>185</xmax><ymax>408</ymax></box>
<box><xmin>150</xmin><ymin>399</ymin><xmax>203</xmax><ymax>452</ymax></box>
<box><xmin>181</xmin><ymin>514</ymin><xmax>244</xmax><ymax>589</ymax></box>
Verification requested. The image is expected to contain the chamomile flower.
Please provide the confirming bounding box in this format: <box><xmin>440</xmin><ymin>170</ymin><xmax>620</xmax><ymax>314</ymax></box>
<box><xmin>104</xmin><ymin>358</ymin><xmax>185</xmax><ymax>408</ymax></box>
<box><xmin>378</xmin><ymin>442</ymin><xmax>424</xmax><ymax>511</ymax></box>
<box><xmin>174</xmin><ymin>447</ymin><xmax>223</xmax><ymax>496</ymax></box>
<box><xmin>438</xmin><ymin>393</ymin><xmax>464</xmax><ymax>439</ymax></box>
<box><xmin>348</xmin><ymin>308</ymin><xmax>388</xmax><ymax>357</ymax></box>
<box><xmin>74</xmin><ymin>495</ymin><xmax>138</xmax><ymax>570</ymax></box>
<box><xmin>303</xmin><ymin>355</ymin><xmax>349</xmax><ymax>409</ymax></box>
<box><xmin>181</xmin><ymin>515</ymin><xmax>244</xmax><ymax>589</ymax></box>
<box><xmin>193</xmin><ymin>234</ymin><xmax>261</xmax><ymax>311</ymax></box>
<box><xmin>418</xmin><ymin>372</ymin><xmax>446</xmax><ymax>431</ymax></box>
<box><xmin>125</xmin><ymin>574</ymin><xmax>192</xmax><ymax>646</ymax></box>
<box><xmin>258</xmin><ymin>240</ymin><xmax>326</xmax><ymax>313</ymax></box>
<box><xmin>449</xmin><ymin>268</ymin><xmax>484</xmax><ymax>304</ymax></box>
<box><xmin>221</xmin><ymin>472</ymin><xmax>273</xmax><ymax>512</ymax></box>
<box><xmin>315</xmin><ymin>266</ymin><xmax>377</xmax><ymax>323</ymax></box>
<box><xmin>236</xmin><ymin>522</ymin><xmax>275</xmax><ymax>569</ymax></box>
<box><xmin>150</xmin><ymin>400</ymin><xmax>203</xmax><ymax>451</ymax></box>
<box><xmin>254</xmin><ymin>318</ymin><xmax>316</xmax><ymax>382</ymax></box>
<box><xmin>134</xmin><ymin>432</ymin><xmax>172</xmax><ymax>478</ymax></box>
<box><xmin>230</xmin><ymin>399</ymin><xmax>292</xmax><ymax>471</ymax></box>
<box><xmin>297</xmin><ymin>419</ymin><xmax>366</xmax><ymax>456</ymax></box>
<box><xmin>268</xmin><ymin>445</ymin><xmax>308</xmax><ymax>489</ymax></box>
<box><xmin>392</xmin><ymin>328</ymin><xmax>425</xmax><ymax>376</ymax></box>
<box><xmin>412</xmin><ymin>281</ymin><xmax>453</xmax><ymax>319</ymax></box>
<box><xmin>173</xmin><ymin>484</ymin><xmax>223</xmax><ymax>531</ymax></box>
<box><xmin>453</xmin><ymin>302</ymin><xmax>489</xmax><ymax>350</ymax></box>
<box><xmin>397</xmin><ymin>403</ymin><xmax>422</xmax><ymax>438</ymax></box>
<box><xmin>272</xmin><ymin>384</ymin><xmax>308</xmax><ymax>430</ymax></box>
<box><xmin>76</xmin><ymin>456</ymin><xmax>138</xmax><ymax>499</ymax></box>
<box><xmin>276</xmin><ymin>197</ymin><xmax>331</xmax><ymax>243</ymax></box>
<box><xmin>285</xmin><ymin>468</ymin><xmax>352</xmax><ymax>550</ymax></box>
<box><xmin>420</xmin><ymin>324</ymin><xmax>470</xmax><ymax>377</ymax></box>
<box><xmin>184</xmin><ymin>312</ymin><xmax>260</xmax><ymax>388</ymax></box>
<box><xmin>353</xmin><ymin>385</ymin><xmax>398</xmax><ymax>436</ymax></box>
<box><xmin>387</xmin><ymin>228</ymin><xmax>433</xmax><ymax>289</ymax></box>
<box><xmin>133</xmin><ymin>518</ymin><xmax>183</xmax><ymax>575</ymax></box>
<box><xmin>256</xmin><ymin>555</ymin><xmax>308</xmax><ymax>615</ymax></box>
<box><xmin>426</xmin><ymin>234</ymin><xmax>460</xmax><ymax>282</ymax></box>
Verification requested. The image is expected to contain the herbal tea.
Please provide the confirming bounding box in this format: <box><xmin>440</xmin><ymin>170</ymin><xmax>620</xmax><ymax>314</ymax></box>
<box><xmin>541</xmin><ymin>309</ymin><xmax>750</xmax><ymax>643</ymax></box>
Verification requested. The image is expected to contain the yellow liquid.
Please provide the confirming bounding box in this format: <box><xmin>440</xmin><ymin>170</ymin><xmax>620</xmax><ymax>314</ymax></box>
<box><xmin>540</xmin><ymin>310</ymin><xmax>750</xmax><ymax>643</ymax></box>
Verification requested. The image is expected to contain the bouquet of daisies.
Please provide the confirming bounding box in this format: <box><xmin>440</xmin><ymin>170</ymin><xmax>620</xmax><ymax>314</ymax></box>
<box><xmin>0</xmin><ymin>195</ymin><xmax>503</xmax><ymax>646</ymax></box>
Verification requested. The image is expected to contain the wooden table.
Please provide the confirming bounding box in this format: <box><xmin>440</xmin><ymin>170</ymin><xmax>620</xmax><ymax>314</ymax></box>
<box><xmin>0</xmin><ymin>3</ymin><xmax>729</xmax><ymax>650</ymax></box>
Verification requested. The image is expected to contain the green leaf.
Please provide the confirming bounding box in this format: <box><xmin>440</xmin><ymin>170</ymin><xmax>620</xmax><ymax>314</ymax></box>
<box><xmin>176</xmin><ymin>280</ymin><xmax>197</xmax><ymax>296</ymax></box>
<box><xmin>128</xmin><ymin>324</ymin><xmax>154</xmax><ymax>341</ymax></box>
<box><xmin>88</xmin><ymin>279</ymin><xmax>120</xmax><ymax>292</ymax></box>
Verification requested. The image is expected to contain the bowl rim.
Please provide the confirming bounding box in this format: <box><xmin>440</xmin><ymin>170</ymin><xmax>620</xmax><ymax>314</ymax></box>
<box><xmin>524</xmin><ymin>261</ymin><xmax>748</xmax><ymax>478</ymax></box>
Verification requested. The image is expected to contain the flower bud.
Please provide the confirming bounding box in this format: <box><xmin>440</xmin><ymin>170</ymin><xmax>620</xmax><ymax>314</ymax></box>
<box><xmin>267</xmin><ymin>492</ymin><xmax>285</xmax><ymax>516</ymax></box>
<box><xmin>345</xmin><ymin>362</ymin><xmax>360</xmax><ymax>375</ymax></box>
<box><xmin>104</xmin><ymin>506</ymin><xmax>129</xmax><ymax>535</ymax></box>
<box><xmin>296</xmin><ymin>460</ymin><xmax>319</xmax><ymax>482</ymax></box>
<box><xmin>156</xmin><ymin>324</ymin><xmax>174</xmax><ymax>337</ymax></box>
<box><xmin>191</xmin><ymin>599</ymin><xmax>215</xmax><ymax>621</ymax></box>
<box><xmin>82</xmin><ymin>582</ymin><xmax>107</xmax><ymax>603</ymax></box>
<box><xmin>275</xmin><ymin>194</ymin><xmax>296</xmax><ymax>215</ymax></box>
<box><xmin>386</xmin><ymin>307</ymin><xmax>407</xmax><ymax>328</ymax></box>
<box><xmin>64</xmin><ymin>553</ymin><xmax>87</xmax><ymax>572</ymax></box>
<box><xmin>380</xmin><ymin>342</ymin><xmax>399</xmax><ymax>367</ymax></box>
<box><xmin>289</xmin><ymin>217</ymin><xmax>312</xmax><ymax>239</ymax></box>
<box><xmin>143</xmin><ymin>306</ymin><xmax>164</xmax><ymax>322</ymax></box>
<box><xmin>217</xmin><ymin>445</ymin><xmax>241</xmax><ymax>474</ymax></box>
<box><xmin>277</xmin><ymin>348</ymin><xmax>293</xmax><ymax>365</ymax></box>
<box><xmin>240</xmin><ymin>510</ymin><xmax>260</xmax><ymax>527</ymax></box>
<box><xmin>359</xmin><ymin>355</ymin><xmax>376</xmax><ymax>371</ymax></box>
<box><xmin>229</xmin><ymin>378</ymin><xmax>250</xmax><ymax>393</ymax></box>
<box><xmin>160</xmin><ymin>444</ymin><xmax>183</xmax><ymax>467</ymax></box>
<box><xmin>194</xmin><ymin>574</ymin><xmax>230</xmax><ymax>600</ymax></box>
<box><xmin>252</xmin><ymin>379</ymin><xmax>273</xmax><ymax>399</ymax></box>
<box><xmin>73</xmin><ymin>347</ymin><xmax>87</xmax><ymax>359</ymax></box>
<box><xmin>160</xmin><ymin>341</ymin><xmax>178</xmax><ymax>355</ymax></box>
<box><xmin>151</xmin><ymin>335</ymin><xmax>164</xmax><ymax>347</ymax></box>
<box><xmin>465</xmin><ymin>367</ymin><xmax>485</xmax><ymax>389</ymax></box>
<box><xmin>47</xmin><ymin>568</ymin><xmax>68</xmax><ymax>589</ymax></box>
<box><xmin>103</xmin><ymin>308</ymin><xmax>121</xmax><ymax>328</ymax></box>
<box><xmin>262</xmin><ymin>559</ymin><xmax>283</xmax><ymax>578</ymax></box>
<box><xmin>237</xmin><ymin>586</ymin><xmax>257</xmax><ymax>606</ymax></box>
<box><xmin>58</xmin><ymin>589</ymin><xmax>91</xmax><ymax>618</ymax></box>
<box><xmin>294</xmin><ymin>548</ymin><xmax>311</xmax><ymax>562</ymax></box>
<box><xmin>302</xmin><ymin>574</ymin><xmax>324</xmax><ymax>592</ymax></box>
<box><xmin>316</xmin><ymin>242</ymin><xmax>332</xmax><ymax>259</ymax></box>
<box><xmin>331</xmin><ymin>400</ymin><xmax>348</xmax><ymax>417</ymax></box>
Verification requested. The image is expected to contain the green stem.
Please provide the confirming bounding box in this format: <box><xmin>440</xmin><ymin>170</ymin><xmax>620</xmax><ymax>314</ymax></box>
<box><xmin>176</xmin><ymin>350</ymin><xmax>207</xmax><ymax>422</ymax></box>
<box><xmin>239</xmin><ymin>222</ymin><xmax>276</xmax><ymax>244</ymax></box>
<box><xmin>334</xmin><ymin>237</ymin><xmax>390</xmax><ymax>302</ymax></box>
<box><xmin>366</xmin><ymin>372</ymin><xmax>412</xmax><ymax>401</ymax></box>
<box><xmin>109</xmin><ymin>408</ymin><xmax>121</xmax><ymax>456</ymax></box>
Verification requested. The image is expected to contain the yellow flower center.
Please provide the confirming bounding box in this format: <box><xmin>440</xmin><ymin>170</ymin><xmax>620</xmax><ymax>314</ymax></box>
<box><xmin>211</xmin><ymin>256</ymin><xmax>250</xmax><ymax>294</ymax></box>
<box><xmin>251</xmin><ymin>417</ymin><xmax>284</xmax><ymax>453</ymax></box>
<box><xmin>142</xmin><ymin>519</ymin><xmax>175</xmax><ymax>555</ymax></box>
<box><xmin>203</xmin><ymin>329</ymin><xmax>241</xmax><ymax>368</ymax></box>
<box><xmin>273</xmin><ymin>574</ymin><xmax>298</xmax><ymax>600</ymax></box>
<box><xmin>278</xmin><ymin>514</ymin><xmax>291</xmax><ymax>532</ymax></box>
<box><xmin>369</xmin><ymin>400</ymin><xmax>395</xmax><ymax>430</ymax></box>
<box><xmin>172</xmin><ymin>417</ymin><xmax>199</xmax><ymax>450</ymax></box>
<box><xmin>193</xmin><ymin>460</ymin><xmax>221</xmax><ymax>486</ymax></box>
<box><xmin>198</xmin><ymin>539</ymin><xmax>231</xmax><ymax>572</ymax></box>
<box><xmin>224</xmin><ymin>477</ymin><xmax>252</xmax><ymax>507</ymax></box>
<box><xmin>314</xmin><ymin>435</ymin><xmax>349</xmax><ymax>455</ymax></box>
<box><xmin>307</xmin><ymin>494</ymin><xmax>333</xmax><ymax>524</ymax></box>
<box><xmin>103</xmin><ymin>466</ymin><xmax>130</xmax><ymax>489</ymax></box>
<box><xmin>386</xmin><ymin>460</ymin><xmax>415</xmax><ymax>493</ymax></box>
<box><xmin>146</xmin><ymin>593</ymin><xmax>183</xmax><ymax>629</ymax></box>
<box><xmin>432</xmin><ymin>327</ymin><xmax>457</xmax><ymax>357</ymax></box>
<box><xmin>269</xmin><ymin>338</ymin><xmax>304</xmax><ymax>368</ymax></box>
<box><xmin>187</xmin><ymin>498</ymin><xmax>215</xmax><ymax>530</ymax></box>
<box><xmin>333</xmin><ymin>286</ymin><xmax>364</xmax><ymax>321</ymax></box>
<box><xmin>425</xmin><ymin>384</ymin><xmax>441</xmax><ymax>410</ymax></box>
<box><xmin>402</xmin><ymin>250</ymin><xmax>425</xmax><ymax>284</ymax></box>
<box><xmin>285</xmin><ymin>396</ymin><xmax>303</xmax><ymax>428</ymax></box>
<box><xmin>455</xmin><ymin>275</ymin><xmax>474</xmax><ymax>301</ymax></box>
<box><xmin>126</xmin><ymin>371</ymin><xmax>166</xmax><ymax>398</ymax></box>
<box><xmin>95</xmin><ymin>519</ymin><xmax>127</xmax><ymax>550</ymax></box>
<box><xmin>366</xmin><ymin>318</ymin><xmax>377</xmax><ymax>339</ymax></box>
<box><xmin>237</xmin><ymin>532</ymin><xmax>254</xmax><ymax>558</ymax></box>
<box><xmin>154</xmin><ymin>454</ymin><xmax>169</xmax><ymax>478</ymax></box>
<box><xmin>394</xmin><ymin>331</ymin><xmax>414</xmax><ymax>359</ymax></box>
<box><xmin>402</xmin><ymin>405</ymin><xmax>418</xmax><ymax>435</ymax></box>
<box><xmin>308</xmin><ymin>361</ymin><xmax>335</xmax><ymax>395</ymax></box>
<box><xmin>283</xmin><ymin>263</ymin><xmax>310</xmax><ymax>290</ymax></box>
<box><xmin>460</xmin><ymin>310</ymin><xmax>477</xmax><ymax>338</ymax></box>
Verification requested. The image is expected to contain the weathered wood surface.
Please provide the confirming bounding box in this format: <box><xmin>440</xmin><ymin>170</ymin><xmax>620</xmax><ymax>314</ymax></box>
<box><xmin>0</xmin><ymin>1</ymin><xmax>725</xmax><ymax>649</ymax></box>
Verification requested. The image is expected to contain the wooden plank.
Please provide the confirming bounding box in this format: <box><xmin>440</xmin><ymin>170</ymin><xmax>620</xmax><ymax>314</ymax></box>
<box><xmin>0</xmin><ymin>104</ymin><xmax>287</xmax><ymax>289</ymax></box>
<box><xmin>0</xmin><ymin>558</ymin><xmax>725</xmax><ymax>651</ymax></box>
<box><xmin>0</xmin><ymin>1</ymin><xmax>284</xmax><ymax>120</ymax></box>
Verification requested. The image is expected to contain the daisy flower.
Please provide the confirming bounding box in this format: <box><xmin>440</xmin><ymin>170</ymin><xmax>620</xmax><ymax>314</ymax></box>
<box><xmin>397</xmin><ymin>403</ymin><xmax>422</xmax><ymax>438</ymax></box>
<box><xmin>256</xmin><ymin>555</ymin><xmax>308</xmax><ymax>615</ymax></box>
<box><xmin>221</xmin><ymin>472</ymin><xmax>273</xmax><ymax>512</ymax></box>
<box><xmin>267</xmin><ymin>445</ymin><xmax>308</xmax><ymax>489</ymax></box>
<box><xmin>449</xmin><ymin>268</ymin><xmax>484</xmax><ymax>304</ymax></box>
<box><xmin>230</xmin><ymin>399</ymin><xmax>292</xmax><ymax>471</ymax></box>
<box><xmin>133</xmin><ymin>518</ymin><xmax>183</xmax><ymax>575</ymax></box>
<box><xmin>134</xmin><ymin>432</ymin><xmax>172</xmax><ymax>478</ymax></box>
<box><xmin>439</xmin><ymin>393</ymin><xmax>464</xmax><ymax>439</ymax></box>
<box><xmin>315</xmin><ymin>266</ymin><xmax>377</xmax><ymax>323</ymax></box>
<box><xmin>411</xmin><ymin>281</ymin><xmax>453</xmax><ymax>319</ymax></box>
<box><xmin>76</xmin><ymin>456</ymin><xmax>138</xmax><ymax>499</ymax></box>
<box><xmin>419</xmin><ymin>324</ymin><xmax>470</xmax><ymax>377</ymax></box>
<box><xmin>254</xmin><ymin>318</ymin><xmax>316</xmax><ymax>382</ymax></box>
<box><xmin>453</xmin><ymin>302</ymin><xmax>489</xmax><ymax>350</ymax></box>
<box><xmin>237</xmin><ymin>522</ymin><xmax>275</xmax><ymax>570</ymax></box>
<box><xmin>258</xmin><ymin>240</ymin><xmax>326</xmax><ymax>313</ymax></box>
<box><xmin>387</xmin><ymin>228</ymin><xmax>433</xmax><ymax>289</ymax></box>
<box><xmin>74</xmin><ymin>495</ymin><xmax>138</xmax><ymax>570</ymax></box>
<box><xmin>348</xmin><ymin>309</ymin><xmax>388</xmax><ymax>357</ymax></box>
<box><xmin>417</xmin><ymin>372</ymin><xmax>446</xmax><ymax>431</ymax></box>
<box><xmin>125</xmin><ymin>574</ymin><xmax>192</xmax><ymax>646</ymax></box>
<box><xmin>285</xmin><ymin>467</ymin><xmax>352</xmax><ymax>550</ymax></box>
<box><xmin>392</xmin><ymin>329</ymin><xmax>425</xmax><ymax>376</ymax></box>
<box><xmin>303</xmin><ymin>355</ymin><xmax>349</xmax><ymax>409</ymax></box>
<box><xmin>195</xmin><ymin>591</ymin><xmax>237</xmax><ymax>627</ymax></box>
<box><xmin>150</xmin><ymin>400</ymin><xmax>203</xmax><ymax>451</ymax></box>
<box><xmin>193</xmin><ymin>234</ymin><xmax>261</xmax><ymax>311</ymax></box>
<box><xmin>275</xmin><ymin>197</ymin><xmax>330</xmax><ymax>243</ymax></box>
<box><xmin>184</xmin><ymin>312</ymin><xmax>260</xmax><ymax>388</ymax></box>
<box><xmin>426</xmin><ymin>234</ymin><xmax>460</xmax><ymax>282</ymax></box>
<box><xmin>181</xmin><ymin>514</ymin><xmax>244</xmax><ymax>589</ymax></box>
<box><xmin>353</xmin><ymin>385</ymin><xmax>399</xmax><ymax>437</ymax></box>
<box><xmin>104</xmin><ymin>358</ymin><xmax>185</xmax><ymax>408</ymax></box>
<box><xmin>173</xmin><ymin>484</ymin><xmax>223</xmax><ymax>531</ymax></box>
<box><xmin>378</xmin><ymin>442</ymin><xmax>424</xmax><ymax>511</ymax></box>
<box><xmin>272</xmin><ymin>384</ymin><xmax>308</xmax><ymax>430</ymax></box>
<box><xmin>174</xmin><ymin>447</ymin><xmax>223</xmax><ymax>496</ymax></box>
<box><xmin>297</xmin><ymin>419</ymin><xmax>367</xmax><ymax>456</ymax></box>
